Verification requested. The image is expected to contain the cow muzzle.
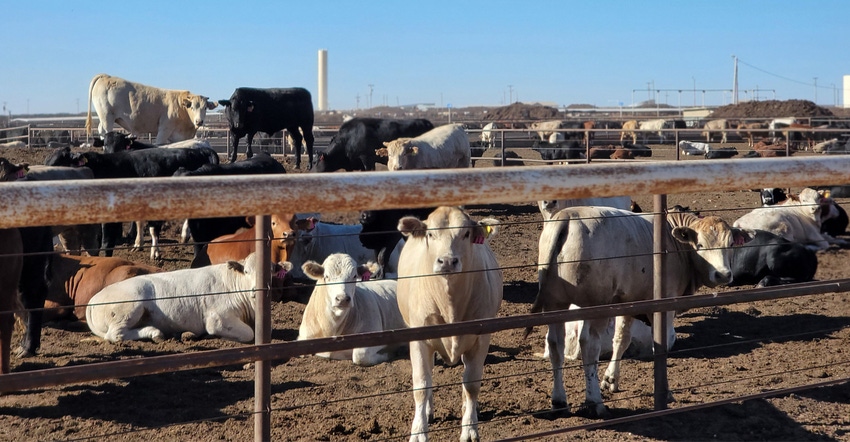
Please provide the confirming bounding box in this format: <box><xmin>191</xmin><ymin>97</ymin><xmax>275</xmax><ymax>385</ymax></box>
<box><xmin>434</xmin><ymin>255</ymin><xmax>460</xmax><ymax>273</ymax></box>
<box><xmin>712</xmin><ymin>269</ymin><xmax>733</xmax><ymax>285</ymax></box>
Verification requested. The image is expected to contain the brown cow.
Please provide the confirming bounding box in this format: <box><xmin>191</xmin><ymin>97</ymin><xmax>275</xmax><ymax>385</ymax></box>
<box><xmin>206</xmin><ymin>213</ymin><xmax>301</xmax><ymax>266</ymax></box>
<box><xmin>45</xmin><ymin>255</ymin><xmax>162</xmax><ymax>323</ymax></box>
<box><xmin>582</xmin><ymin>120</ymin><xmax>596</xmax><ymax>144</ymax></box>
<box><xmin>737</xmin><ymin>122</ymin><xmax>769</xmax><ymax>148</ymax></box>
<box><xmin>589</xmin><ymin>146</ymin><xmax>615</xmax><ymax>159</ymax></box>
<box><xmin>0</xmin><ymin>229</ymin><xmax>23</xmax><ymax>374</ymax></box>
<box><xmin>782</xmin><ymin>123</ymin><xmax>815</xmax><ymax>151</ymax></box>
<box><xmin>748</xmin><ymin>141</ymin><xmax>793</xmax><ymax>158</ymax></box>
<box><xmin>610</xmin><ymin>148</ymin><xmax>635</xmax><ymax>160</ymax></box>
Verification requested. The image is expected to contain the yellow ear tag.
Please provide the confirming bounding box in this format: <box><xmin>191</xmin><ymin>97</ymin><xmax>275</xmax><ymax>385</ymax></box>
<box><xmin>484</xmin><ymin>225</ymin><xmax>493</xmax><ymax>238</ymax></box>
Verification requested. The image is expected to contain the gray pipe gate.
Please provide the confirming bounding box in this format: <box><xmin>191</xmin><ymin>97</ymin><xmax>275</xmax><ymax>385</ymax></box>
<box><xmin>1</xmin><ymin>156</ymin><xmax>850</xmax><ymax>440</ymax></box>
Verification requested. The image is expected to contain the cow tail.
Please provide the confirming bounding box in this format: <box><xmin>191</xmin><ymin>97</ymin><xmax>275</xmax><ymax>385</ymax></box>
<box><xmin>85</xmin><ymin>74</ymin><xmax>106</xmax><ymax>136</ymax></box>
<box><xmin>523</xmin><ymin>212</ymin><xmax>571</xmax><ymax>338</ymax></box>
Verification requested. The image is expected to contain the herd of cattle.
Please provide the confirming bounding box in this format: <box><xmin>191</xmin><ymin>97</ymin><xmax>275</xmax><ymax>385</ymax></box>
<box><xmin>2</xmin><ymin>73</ymin><xmax>850</xmax><ymax>440</ymax></box>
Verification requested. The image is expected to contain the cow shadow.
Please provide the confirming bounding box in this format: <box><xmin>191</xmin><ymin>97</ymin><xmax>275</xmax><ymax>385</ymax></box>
<box><xmin>0</xmin><ymin>374</ymin><xmax>314</xmax><ymax>428</ymax></box>
<box><xmin>672</xmin><ymin>307</ymin><xmax>850</xmax><ymax>359</ymax></box>
<box><xmin>467</xmin><ymin>203</ymin><xmax>540</xmax><ymax>217</ymax></box>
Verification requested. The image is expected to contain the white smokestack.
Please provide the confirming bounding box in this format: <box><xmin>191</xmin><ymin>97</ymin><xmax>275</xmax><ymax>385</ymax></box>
<box><xmin>318</xmin><ymin>49</ymin><xmax>328</xmax><ymax>111</ymax></box>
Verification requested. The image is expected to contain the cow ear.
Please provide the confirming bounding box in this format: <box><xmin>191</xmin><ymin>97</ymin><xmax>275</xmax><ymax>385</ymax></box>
<box><xmin>182</xmin><ymin>98</ymin><xmax>192</xmax><ymax>108</ymax></box>
<box><xmin>406</xmin><ymin>146</ymin><xmax>419</xmax><ymax>156</ymax></box>
<box><xmin>732</xmin><ymin>228</ymin><xmax>753</xmax><ymax>247</ymax></box>
<box><xmin>301</xmin><ymin>261</ymin><xmax>324</xmax><ymax>280</ymax></box>
<box><xmin>247</xmin><ymin>101</ymin><xmax>254</xmax><ymax>112</ymax></box>
<box><xmin>398</xmin><ymin>216</ymin><xmax>426</xmax><ymax>238</ymax></box>
<box><xmin>375</xmin><ymin>148</ymin><xmax>388</xmax><ymax>157</ymax></box>
<box><xmin>218</xmin><ymin>99</ymin><xmax>231</xmax><ymax>107</ymax></box>
<box><xmin>357</xmin><ymin>262</ymin><xmax>378</xmax><ymax>281</ymax></box>
<box><xmin>206</xmin><ymin>100</ymin><xmax>218</xmax><ymax>110</ymax></box>
<box><xmin>671</xmin><ymin>226</ymin><xmax>699</xmax><ymax>247</ymax></box>
<box><xmin>473</xmin><ymin>218</ymin><xmax>500</xmax><ymax>243</ymax></box>
<box><xmin>227</xmin><ymin>261</ymin><xmax>245</xmax><ymax>274</ymax></box>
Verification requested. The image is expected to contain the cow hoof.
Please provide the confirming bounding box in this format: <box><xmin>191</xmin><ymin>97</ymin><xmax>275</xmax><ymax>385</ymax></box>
<box><xmin>601</xmin><ymin>377</ymin><xmax>620</xmax><ymax>393</ymax></box>
<box><xmin>575</xmin><ymin>402</ymin><xmax>610</xmax><ymax>419</ymax></box>
<box><xmin>551</xmin><ymin>399</ymin><xmax>569</xmax><ymax>411</ymax></box>
<box><xmin>181</xmin><ymin>331</ymin><xmax>199</xmax><ymax>341</ymax></box>
<box><xmin>15</xmin><ymin>348</ymin><xmax>34</xmax><ymax>358</ymax></box>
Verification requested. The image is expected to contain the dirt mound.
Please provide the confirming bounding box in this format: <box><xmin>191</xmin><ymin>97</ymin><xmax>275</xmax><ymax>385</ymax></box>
<box><xmin>710</xmin><ymin>99</ymin><xmax>834</xmax><ymax>119</ymax></box>
<box><xmin>484</xmin><ymin>102</ymin><xmax>560</xmax><ymax>121</ymax></box>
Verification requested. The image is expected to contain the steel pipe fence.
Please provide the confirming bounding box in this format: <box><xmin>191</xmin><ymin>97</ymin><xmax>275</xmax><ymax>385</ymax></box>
<box><xmin>1</xmin><ymin>157</ymin><xmax>850</xmax><ymax>439</ymax></box>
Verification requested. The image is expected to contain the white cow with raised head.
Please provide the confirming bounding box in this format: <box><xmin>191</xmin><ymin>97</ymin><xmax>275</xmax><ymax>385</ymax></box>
<box><xmin>734</xmin><ymin>187</ymin><xmax>847</xmax><ymax>251</ymax></box>
<box><xmin>86</xmin><ymin>73</ymin><xmax>217</xmax><ymax>144</ymax></box>
<box><xmin>86</xmin><ymin>252</ymin><xmax>291</xmax><ymax>343</ymax></box>
<box><xmin>384</xmin><ymin>123</ymin><xmax>470</xmax><ymax>171</ymax></box>
<box><xmin>639</xmin><ymin>119</ymin><xmax>669</xmax><ymax>144</ymax></box>
<box><xmin>297</xmin><ymin>253</ymin><xmax>405</xmax><ymax>366</ymax></box>
<box><xmin>701</xmin><ymin>119</ymin><xmax>729</xmax><ymax>143</ymax></box>
<box><xmin>396</xmin><ymin>206</ymin><xmax>502</xmax><ymax>441</ymax></box>
<box><xmin>533</xmin><ymin>207</ymin><xmax>747</xmax><ymax>417</ymax></box>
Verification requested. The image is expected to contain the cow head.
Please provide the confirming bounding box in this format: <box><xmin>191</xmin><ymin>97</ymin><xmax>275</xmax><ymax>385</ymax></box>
<box><xmin>670</xmin><ymin>214</ymin><xmax>746</xmax><ymax>287</ymax></box>
<box><xmin>270</xmin><ymin>213</ymin><xmax>298</xmax><ymax>263</ymax></box>
<box><xmin>219</xmin><ymin>94</ymin><xmax>254</xmax><ymax>130</ymax></box>
<box><xmin>182</xmin><ymin>94</ymin><xmax>217</xmax><ymax>128</ymax></box>
<box><xmin>302</xmin><ymin>253</ymin><xmax>375</xmax><ymax>317</ymax></box>
<box><xmin>0</xmin><ymin>158</ymin><xmax>28</xmax><ymax>182</ymax></box>
<box><xmin>398</xmin><ymin>206</ymin><xmax>499</xmax><ymax>274</ymax></box>
<box><xmin>44</xmin><ymin>146</ymin><xmax>74</xmax><ymax>167</ymax></box>
<box><xmin>384</xmin><ymin>139</ymin><xmax>417</xmax><ymax>171</ymax></box>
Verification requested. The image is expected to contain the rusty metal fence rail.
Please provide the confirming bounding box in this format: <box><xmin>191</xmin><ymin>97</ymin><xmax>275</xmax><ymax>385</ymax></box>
<box><xmin>1</xmin><ymin>157</ymin><xmax>850</xmax><ymax>439</ymax></box>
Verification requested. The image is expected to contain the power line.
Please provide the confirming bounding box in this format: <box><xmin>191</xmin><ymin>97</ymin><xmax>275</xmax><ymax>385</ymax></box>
<box><xmin>737</xmin><ymin>58</ymin><xmax>828</xmax><ymax>89</ymax></box>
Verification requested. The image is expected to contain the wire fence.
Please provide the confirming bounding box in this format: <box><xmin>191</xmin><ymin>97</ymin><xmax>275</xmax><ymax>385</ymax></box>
<box><xmin>0</xmin><ymin>143</ymin><xmax>849</xmax><ymax>439</ymax></box>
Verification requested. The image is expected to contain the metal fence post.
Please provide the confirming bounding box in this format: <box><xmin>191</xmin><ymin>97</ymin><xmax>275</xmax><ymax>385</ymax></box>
<box><xmin>652</xmin><ymin>194</ymin><xmax>669</xmax><ymax>410</ymax></box>
<box><xmin>254</xmin><ymin>215</ymin><xmax>272</xmax><ymax>442</ymax></box>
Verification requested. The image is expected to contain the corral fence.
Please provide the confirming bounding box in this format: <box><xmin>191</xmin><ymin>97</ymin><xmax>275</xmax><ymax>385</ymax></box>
<box><xmin>1</xmin><ymin>156</ymin><xmax>850</xmax><ymax>439</ymax></box>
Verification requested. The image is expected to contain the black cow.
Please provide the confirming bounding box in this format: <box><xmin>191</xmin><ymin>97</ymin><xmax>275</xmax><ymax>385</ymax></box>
<box><xmin>705</xmin><ymin>147</ymin><xmax>738</xmax><ymax>159</ymax></box>
<box><xmin>493</xmin><ymin>151</ymin><xmax>524</xmax><ymax>166</ymax></box>
<box><xmin>45</xmin><ymin>146</ymin><xmax>219</xmax><ymax>258</ymax></box>
<box><xmin>621</xmin><ymin>142</ymin><xmax>653</xmax><ymax>157</ymax></box>
<box><xmin>17</xmin><ymin>226</ymin><xmax>54</xmax><ymax>358</ymax></box>
<box><xmin>101</xmin><ymin>132</ymin><xmax>157</xmax><ymax>153</ymax></box>
<box><xmin>359</xmin><ymin>207</ymin><xmax>436</xmax><ymax>270</ymax></box>
<box><xmin>173</xmin><ymin>153</ymin><xmax>287</xmax><ymax>266</ymax></box>
<box><xmin>531</xmin><ymin>140</ymin><xmax>584</xmax><ymax>163</ymax></box>
<box><xmin>314</xmin><ymin>118</ymin><xmax>434</xmax><ymax>172</ymax></box>
<box><xmin>727</xmin><ymin>229</ymin><xmax>818</xmax><ymax>287</ymax></box>
<box><xmin>219</xmin><ymin>87</ymin><xmax>315</xmax><ymax>168</ymax></box>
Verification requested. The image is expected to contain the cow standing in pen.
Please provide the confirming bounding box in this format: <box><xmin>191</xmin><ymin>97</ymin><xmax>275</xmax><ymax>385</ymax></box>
<box><xmin>396</xmin><ymin>206</ymin><xmax>502</xmax><ymax>441</ymax></box>
<box><xmin>219</xmin><ymin>87</ymin><xmax>315</xmax><ymax>168</ymax></box>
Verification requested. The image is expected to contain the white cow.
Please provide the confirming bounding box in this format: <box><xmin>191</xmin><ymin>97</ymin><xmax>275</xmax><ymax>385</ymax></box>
<box><xmin>384</xmin><ymin>123</ymin><xmax>470</xmax><ymax>170</ymax></box>
<box><xmin>537</xmin><ymin>197</ymin><xmax>632</xmax><ymax>221</ymax></box>
<box><xmin>297</xmin><ymin>253</ymin><xmax>406</xmax><ymax>366</ymax></box>
<box><xmin>701</xmin><ymin>119</ymin><xmax>729</xmax><ymax>143</ymax></box>
<box><xmin>544</xmin><ymin>305</ymin><xmax>677</xmax><ymax>361</ymax></box>
<box><xmin>86</xmin><ymin>73</ymin><xmax>218</xmax><ymax>144</ymax></box>
<box><xmin>396</xmin><ymin>206</ymin><xmax>503</xmax><ymax>441</ymax></box>
<box><xmin>679</xmin><ymin>140</ymin><xmax>712</xmax><ymax>156</ymax></box>
<box><xmin>639</xmin><ymin>119</ymin><xmax>668</xmax><ymax>144</ymax></box>
<box><xmin>530</xmin><ymin>120</ymin><xmax>563</xmax><ymax>141</ymax></box>
<box><xmin>86</xmin><ymin>252</ymin><xmax>291</xmax><ymax>343</ymax></box>
<box><xmin>533</xmin><ymin>207</ymin><xmax>745</xmax><ymax>417</ymax></box>
<box><xmin>734</xmin><ymin>188</ymin><xmax>846</xmax><ymax>251</ymax></box>
<box><xmin>287</xmin><ymin>220</ymin><xmax>376</xmax><ymax>280</ymax></box>
<box><xmin>479</xmin><ymin>122</ymin><xmax>497</xmax><ymax>148</ymax></box>
<box><xmin>769</xmin><ymin>117</ymin><xmax>797</xmax><ymax>137</ymax></box>
<box><xmin>0</xmin><ymin>141</ymin><xmax>26</xmax><ymax>149</ymax></box>
<box><xmin>812</xmin><ymin>138</ymin><xmax>841</xmax><ymax>154</ymax></box>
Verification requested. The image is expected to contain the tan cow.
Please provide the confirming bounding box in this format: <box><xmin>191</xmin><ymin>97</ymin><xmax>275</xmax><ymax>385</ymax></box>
<box><xmin>530</xmin><ymin>119</ymin><xmax>563</xmax><ymax>141</ymax></box>
<box><xmin>736</xmin><ymin>122</ymin><xmax>769</xmax><ymax>148</ymax></box>
<box><xmin>86</xmin><ymin>73</ymin><xmax>217</xmax><ymax>144</ymax></box>
<box><xmin>383</xmin><ymin>123</ymin><xmax>470</xmax><ymax>170</ymax></box>
<box><xmin>620</xmin><ymin>120</ymin><xmax>639</xmax><ymax>144</ymax></box>
<box><xmin>532</xmin><ymin>207</ymin><xmax>746</xmax><ymax>417</ymax></box>
<box><xmin>396</xmin><ymin>206</ymin><xmax>502</xmax><ymax>441</ymax></box>
<box><xmin>701</xmin><ymin>119</ymin><xmax>729</xmax><ymax>143</ymax></box>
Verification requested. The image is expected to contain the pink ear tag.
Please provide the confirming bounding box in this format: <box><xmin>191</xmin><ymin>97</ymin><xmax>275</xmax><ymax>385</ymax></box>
<box><xmin>361</xmin><ymin>270</ymin><xmax>371</xmax><ymax>281</ymax></box>
<box><xmin>473</xmin><ymin>235</ymin><xmax>484</xmax><ymax>244</ymax></box>
<box><xmin>15</xmin><ymin>169</ymin><xmax>26</xmax><ymax>179</ymax></box>
<box><xmin>308</xmin><ymin>218</ymin><xmax>316</xmax><ymax>230</ymax></box>
<box><xmin>275</xmin><ymin>268</ymin><xmax>288</xmax><ymax>279</ymax></box>
<box><xmin>733</xmin><ymin>234</ymin><xmax>745</xmax><ymax>247</ymax></box>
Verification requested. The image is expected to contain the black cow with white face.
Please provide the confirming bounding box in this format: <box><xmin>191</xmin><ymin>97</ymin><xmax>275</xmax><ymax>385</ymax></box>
<box><xmin>219</xmin><ymin>87</ymin><xmax>315</xmax><ymax>168</ymax></box>
<box><xmin>315</xmin><ymin>118</ymin><xmax>434</xmax><ymax>172</ymax></box>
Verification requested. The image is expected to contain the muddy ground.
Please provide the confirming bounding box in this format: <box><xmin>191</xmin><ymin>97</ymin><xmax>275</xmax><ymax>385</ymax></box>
<box><xmin>0</xmin><ymin>143</ymin><xmax>849</xmax><ymax>441</ymax></box>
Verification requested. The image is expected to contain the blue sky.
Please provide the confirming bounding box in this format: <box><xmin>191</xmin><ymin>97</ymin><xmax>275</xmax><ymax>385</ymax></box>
<box><xmin>1</xmin><ymin>1</ymin><xmax>847</xmax><ymax>115</ymax></box>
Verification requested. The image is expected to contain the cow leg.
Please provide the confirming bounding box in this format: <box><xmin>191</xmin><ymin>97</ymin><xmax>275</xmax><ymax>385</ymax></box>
<box><xmin>206</xmin><ymin>312</ymin><xmax>254</xmax><ymax>343</ymax></box>
<box><xmin>408</xmin><ymin>340</ymin><xmax>434</xmax><ymax>442</ymax></box>
<box><xmin>101</xmin><ymin>222</ymin><xmax>123</xmax><ymax>257</ymax></box>
<box><xmin>0</xmin><ymin>311</ymin><xmax>12</xmax><ymax>374</ymax></box>
<box><xmin>546</xmin><ymin>322</ymin><xmax>568</xmax><ymax>410</ymax></box>
<box><xmin>149</xmin><ymin>223</ymin><xmax>162</xmax><ymax>261</ymax></box>
<box><xmin>57</xmin><ymin>228</ymin><xmax>81</xmax><ymax>255</ymax></box>
<box><xmin>303</xmin><ymin>126</ymin><xmax>315</xmax><ymax>170</ymax></box>
<box><xmin>118</xmin><ymin>325</ymin><xmax>167</xmax><ymax>343</ymax></box>
<box><xmin>132</xmin><ymin>221</ymin><xmax>145</xmax><ymax>253</ymax></box>
<box><xmin>288</xmin><ymin>127</ymin><xmax>305</xmax><ymax>169</ymax></box>
<box><xmin>459</xmin><ymin>335</ymin><xmax>489</xmax><ymax>442</ymax></box>
<box><xmin>81</xmin><ymin>224</ymin><xmax>101</xmax><ymax>257</ymax></box>
<box><xmin>577</xmin><ymin>318</ymin><xmax>610</xmax><ymax>418</ymax></box>
<box><xmin>180</xmin><ymin>219</ymin><xmax>191</xmax><ymax>243</ymax></box>
<box><xmin>352</xmin><ymin>345</ymin><xmax>388</xmax><ymax>367</ymax></box>
<box><xmin>602</xmin><ymin>315</ymin><xmax>634</xmax><ymax>393</ymax></box>
<box><xmin>228</xmin><ymin>137</ymin><xmax>240</xmax><ymax>163</ymax></box>
<box><xmin>245</xmin><ymin>133</ymin><xmax>255</xmax><ymax>160</ymax></box>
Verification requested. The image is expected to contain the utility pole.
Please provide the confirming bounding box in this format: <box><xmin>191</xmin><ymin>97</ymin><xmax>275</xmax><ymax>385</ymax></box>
<box><xmin>813</xmin><ymin>77</ymin><xmax>818</xmax><ymax>103</ymax></box>
<box><xmin>508</xmin><ymin>85</ymin><xmax>514</xmax><ymax>103</ymax></box>
<box><xmin>692</xmin><ymin>77</ymin><xmax>696</xmax><ymax>106</ymax></box>
<box><xmin>368</xmin><ymin>84</ymin><xmax>374</xmax><ymax>108</ymax></box>
<box><xmin>732</xmin><ymin>55</ymin><xmax>738</xmax><ymax>105</ymax></box>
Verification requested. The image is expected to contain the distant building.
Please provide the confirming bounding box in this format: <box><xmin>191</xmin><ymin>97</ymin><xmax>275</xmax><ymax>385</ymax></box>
<box><xmin>844</xmin><ymin>75</ymin><xmax>850</xmax><ymax>108</ymax></box>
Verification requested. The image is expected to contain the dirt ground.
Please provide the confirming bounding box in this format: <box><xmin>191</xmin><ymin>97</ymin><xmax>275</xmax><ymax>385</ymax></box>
<box><xmin>1</xmin><ymin>143</ymin><xmax>850</xmax><ymax>441</ymax></box>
